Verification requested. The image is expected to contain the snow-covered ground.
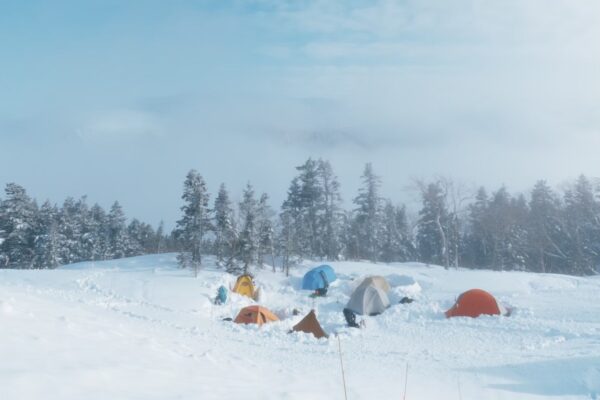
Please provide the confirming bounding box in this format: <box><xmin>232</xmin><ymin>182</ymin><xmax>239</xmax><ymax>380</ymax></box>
<box><xmin>1</xmin><ymin>254</ymin><xmax>600</xmax><ymax>399</ymax></box>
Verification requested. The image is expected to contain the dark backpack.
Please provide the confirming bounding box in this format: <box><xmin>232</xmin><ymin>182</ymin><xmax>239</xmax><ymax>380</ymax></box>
<box><xmin>343</xmin><ymin>308</ymin><xmax>360</xmax><ymax>328</ymax></box>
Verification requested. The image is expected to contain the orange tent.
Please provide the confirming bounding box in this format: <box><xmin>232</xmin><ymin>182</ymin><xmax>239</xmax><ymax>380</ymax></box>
<box><xmin>234</xmin><ymin>305</ymin><xmax>279</xmax><ymax>326</ymax></box>
<box><xmin>291</xmin><ymin>310</ymin><xmax>328</xmax><ymax>339</ymax></box>
<box><xmin>445</xmin><ymin>289</ymin><xmax>504</xmax><ymax>318</ymax></box>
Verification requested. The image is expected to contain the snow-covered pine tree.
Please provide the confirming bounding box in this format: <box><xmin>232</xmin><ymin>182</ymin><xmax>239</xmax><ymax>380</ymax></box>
<box><xmin>562</xmin><ymin>175</ymin><xmax>600</xmax><ymax>275</ymax></box>
<box><xmin>238</xmin><ymin>183</ymin><xmax>259</xmax><ymax>273</ymax></box>
<box><xmin>126</xmin><ymin>219</ymin><xmax>145</xmax><ymax>256</ymax></box>
<box><xmin>353</xmin><ymin>163</ymin><xmax>383</xmax><ymax>262</ymax></box>
<box><xmin>155</xmin><ymin>221</ymin><xmax>165</xmax><ymax>253</ymax></box>
<box><xmin>296</xmin><ymin>158</ymin><xmax>323</xmax><ymax>258</ymax></box>
<box><xmin>87</xmin><ymin>203</ymin><xmax>109</xmax><ymax>261</ymax></box>
<box><xmin>379</xmin><ymin>201</ymin><xmax>401</xmax><ymax>263</ymax></box>
<box><xmin>507</xmin><ymin>194</ymin><xmax>530</xmax><ymax>270</ymax></box>
<box><xmin>317</xmin><ymin>159</ymin><xmax>343</xmax><ymax>260</ymax></box>
<box><xmin>278</xmin><ymin>177</ymin><xmax>303</xmax><ymax>274</ymax></box>
<box><xmin>107</xmin><ymin>201</ymin><xmax>131</xmax><ymax>259</ymax></box>
<box><xmin>70</xmin><ymin>196</ymin><xmax>94</xmax><ymax>262</ymax></box>
<box><xmin>463</xmin><ymin>187</ymin><xmax>491</xmax><ymax>268</ymax></box>
<box><xmin>396</xmin><ymin>204</ymin><xmax>416</xmax><ymax>260</ymax></box>
<box><xmin>484</xmin><ymin>187</ymin><xmax>511</xmax><ymax>270</ymax></box>
<box><xmin>256</xmin><ymin>193</ymin><xmax>275</xmax><ymax>269</ymax></box>
<box><xmin>416</xmin><ymin>181</ymin><xmax>451</xmax><ymax>268</ymax></box>
<box><xmin>213</xmin><ymin>183</ymin><xmax>236</xmax><ymax>266</ymax></box>
<box><xmin>484</xmin><ymin>187</ymin><xmax>529</xmax><ymax>271</ymax></box>
<box><xmin>278</xmin><ymin>158</ymin><xmax>338</xmax><ymax>265</ymax></box>
<box><xmin>175</xmin><ymin>170</ymin><xmax>212</xmax><ymax>275</ymax></box>
<box><xmin>379</xmin><ymin>201</ymin><xmax>415</xmax><ymax>262</ymax></box>
<box><xmin>527</xmin><ymin>180</ymin><xmax>565</xmax><ymax>273</ymax></box>
<box><xmin>58</xmin><ymin>197</ymin><xmax>83</xmax><ymax>264</ymax></box>
<box><xmin>340</xmin><ymin>210</ymin><xmax>359</xmax><ymax>260</ymax></box>
<box><xmin>141</xmin><ymin>222</ymin><xmax>160</xmax><ymax>254</ymax></box>
<box><xmin>0</xmin><ymin>183</ymin><xmax>38</xmax><ymax>269</ymax></box>
<box><xmin>33</xmin><ymin>201</ymin><xmax>65</xmax><ymax>269</ymax></box>
<box><xmin>277</xmin><ymin>208</ymin><xmax>295</xmax><ymax>276</ymax></box>
<box><xmin>439</xmin><ymin>178</ymin><xmax>471</xmax><ymax>269</ymax></box>
<box><xmin>74</xmin><ymin>197</ymin><xmax>93</xmax><ymax>261</ymax></box>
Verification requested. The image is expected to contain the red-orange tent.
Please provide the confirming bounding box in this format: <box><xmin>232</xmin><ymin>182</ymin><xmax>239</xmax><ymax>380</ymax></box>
<box><xmin>234</xmin><ymin>305</ymin><xmax>279</xmax><ymax>326</ymax></box>
<box><xmin>445</xmin><ymin>289</ymin><xmax>505</xmax><ymax>318</ymax></box>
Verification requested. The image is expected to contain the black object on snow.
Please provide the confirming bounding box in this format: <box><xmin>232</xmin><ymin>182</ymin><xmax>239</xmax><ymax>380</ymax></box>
<box><xmin>343</xmin><ymin>308</ymin><xmax>360</xmax><ymax>328</ymax></box>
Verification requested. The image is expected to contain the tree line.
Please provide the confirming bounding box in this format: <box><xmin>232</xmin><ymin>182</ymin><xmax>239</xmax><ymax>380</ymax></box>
<box><xmin>173</xmin><ymin>161</ymin><xmax>414</xmax><ymax>276</ymax></box>
<box><xmin>2</xmin><ymin>159</ymin><xmax>600</xmax><ymax>276</ymax></box>
<box><xmin>0</xmin><ymin>183</ymin><xmax>170</xmax><ymax>269</ymax></box>
<box><xmin>175</xmin><ymin>159</ymin><xmax>600</xmax><ymax>276</ymax></box>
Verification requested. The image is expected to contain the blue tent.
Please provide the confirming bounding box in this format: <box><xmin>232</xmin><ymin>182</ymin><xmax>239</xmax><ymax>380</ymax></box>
<box><xmin>302</xmin><ymin>265</ymin><xmax>337</xmax><ymax>290</ymax></box>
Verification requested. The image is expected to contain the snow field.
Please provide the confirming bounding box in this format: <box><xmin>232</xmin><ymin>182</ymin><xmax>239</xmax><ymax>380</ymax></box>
<box><xmin>1</xmin><ymin>254</ymin><xmax>600</xmax><ymax>399</ymax></box>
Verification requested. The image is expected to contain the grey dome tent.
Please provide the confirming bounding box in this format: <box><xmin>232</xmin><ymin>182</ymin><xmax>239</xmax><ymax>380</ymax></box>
<box><xmin>355</xmin><ymin>276</ymin><xmax>391</xmax><ymax>293</ymax></box>
<box><xmin>346</xmin><ymin>283</ymin><xmax>390</xmax><ymax>316</ymax></box>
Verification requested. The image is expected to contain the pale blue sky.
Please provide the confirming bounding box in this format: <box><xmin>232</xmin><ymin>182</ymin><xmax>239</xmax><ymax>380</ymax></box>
<box><xmin>1</xmin><ymin>1</ymin><xmax>599</xmax><ymax>228</ymax></box>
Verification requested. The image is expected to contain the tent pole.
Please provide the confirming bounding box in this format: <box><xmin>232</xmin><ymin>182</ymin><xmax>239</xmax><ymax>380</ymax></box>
<box><xmin>337</xmin><ymin>335</ymin><xmax>348</xmax><ymax>400</ymax></box>
<box><xmin>403</xmin><ymin>362</ymin><xmax>409</xmax><ymax>400</ymax></box>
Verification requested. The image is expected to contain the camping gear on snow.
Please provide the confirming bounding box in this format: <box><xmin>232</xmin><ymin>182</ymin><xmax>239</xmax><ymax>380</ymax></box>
<box><xmin>346</xmin><ymin>283</ymin><xmax>390</xmax><ymax>316</ymax></box>
<box><xmin>232</xmin><ymin>274</ymin><xmax>256</xmax><ymax>299</ymax></box>
<box><xmin>445</xmin><ymin>288</ymin><xmax>508</xmax><ymax>318</ymax></box>
<box><xmin>214</xmin><ymin>285</ymin><xmax>228</xmax><ymax>305</ymax></box>
<box><xmin>302</xmin><ymin>265</ymin><xmax>337</xmax><ymax>293</ymax></box>
<box><xmin>234</xmin><ymin>305</ymin><xmax>279</xmax><ymax>326</ymax></box>
<box><xmin>309</xmin><ymin>287</ymin><xmax>328</xmax><ymax>297</ymax></box>
<box><xmin>291</xmin><ymin>310</ymin><xmax>328</xmax><ymax>339</ymax></box>
<box><xmin>343</xmin><ymin>308</ymin><xmax>360</xmax><ymax>328</ymax></box>
<box><xmin>356</xmin><ymin>276</ymin><xmax>391</xmax><ymax>293</ymax></box>
<box><xmin>399</xmin><ymin>296</ymin><xmax>414</xmax><ymax>304</ymax></box>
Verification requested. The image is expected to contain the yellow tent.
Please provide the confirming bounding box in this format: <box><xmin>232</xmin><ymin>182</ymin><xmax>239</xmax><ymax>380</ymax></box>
<box><xmin>232</xmin><ymin>274</ymin><xmax>255</xmax><ymax>298</ymax></box>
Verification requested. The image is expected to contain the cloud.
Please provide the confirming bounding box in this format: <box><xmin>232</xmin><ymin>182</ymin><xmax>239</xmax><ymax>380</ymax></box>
<box><xmin>3</xmin><ymin>0</ymin><xmax>600</xmax><ymax>228</ymax></box>
<box><xmin>257</xmin><ymin>0</ymin><xmax>600</xmax><ymax>73</ymax></box>
<box><xmin>270</xmin><ymin>128</ymin><xmax>384</xmax><ymax>150</ymax></box>
<box><xmin>268</xmin><ymin>0</ymin><xmax>600</xmax><ymax>42</ymax></box>
<box><xmin>77</xmin><ymin>110</ymin><xmax>163</xmax><ymax>142</ymax></box>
